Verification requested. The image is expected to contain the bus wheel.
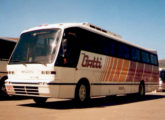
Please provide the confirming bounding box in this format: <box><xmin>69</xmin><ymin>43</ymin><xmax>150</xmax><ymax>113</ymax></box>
<box><xmin>75</xmin><ymin>82</ymin><xmax>90</xmax><ymax>104</ymax></box>
<box><xmin>0</xmin><ymin>81</ymin><xmax>8</xmax><ymax>97</ymax></box>
<box><xmin>33</xmin><ymin>97</ymin><xmax>47</xmax><ymax>105</ymax></box>
<box><xmin>138</xmin><ymin>83</ymin><xmax>145</xmax><ymax>97</ymax></box>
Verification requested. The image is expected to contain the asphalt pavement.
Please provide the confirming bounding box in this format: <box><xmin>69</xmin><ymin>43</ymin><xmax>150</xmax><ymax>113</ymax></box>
<box><xmin>0</xmin><ymin>92</ymin><xmax>165</xmax><ymax>120</ymax></box>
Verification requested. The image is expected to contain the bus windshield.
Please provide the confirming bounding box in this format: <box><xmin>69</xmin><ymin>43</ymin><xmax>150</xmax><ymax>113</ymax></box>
<box><xmin>10</xmin><ymin>29</ymin><xmax>61</xmax><ymax>64</ymax></box>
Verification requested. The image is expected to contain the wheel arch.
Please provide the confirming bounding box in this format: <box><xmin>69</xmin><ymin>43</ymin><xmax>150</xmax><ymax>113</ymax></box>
<box><xmin>74</xmin><ymin>78</ymin><xmax>91</xmax><ymax>98</ymax></box>
<box><xmin>0</xmin><ymin>76</ymin><xmax>8</xmax><ymax>85</ymax></box>
<box><xmin>0</xmin><ymin>76</ymin><xmax>8</xmax><ymax>96</ymax></box>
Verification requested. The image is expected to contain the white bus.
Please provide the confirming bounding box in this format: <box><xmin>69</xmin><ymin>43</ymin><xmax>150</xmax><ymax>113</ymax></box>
<box><xmin>5</xmin><ymin>23</ymin><xmax>159</xmax><ymax>104</ymax></box>
<box><xmin>0</xmin><ymin>37</ymin><xmax>17</xmax><ymax>96</ymax></box>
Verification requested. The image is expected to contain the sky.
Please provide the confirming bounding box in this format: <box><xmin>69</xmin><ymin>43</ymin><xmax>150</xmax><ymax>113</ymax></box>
<box><xmin>0</xmin><ymin>0</ymin><xmax>165</xmax><ymax>59</ymax></box>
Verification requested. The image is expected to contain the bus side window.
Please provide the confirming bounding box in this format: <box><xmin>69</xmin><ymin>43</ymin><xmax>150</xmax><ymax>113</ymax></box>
<box><xmin>0</xmin><ymin>40</ymin><xmax>15</xmax><ymax>60</ymax></box>
<box><xmin>131</xmin><ymin>48</ymin><xmax>140</xmax><ymax>61</ymax></box>
<box><xmin>142</xmin><ymin>51</ymin><xmax>150</xmax><ymax>64</ymax></box>
<box><xmin>118</xmin><ymin>43</ymin><xmax>130</xmax><ymax>59</ymax></box>
<box><xmin>56</xmin><ymin>28</ymin><xmax>80</xmax><ymax>67</ymax></box>
<box><xmin>150</xmin><ymin>54</ymin><xmax>158</xmax><ymax>65</ymax></box>
<box><xmin>109</xmin><ymin>41</ymin><xmax>116</xmax><ymax>57</ymax></box>
<box><xmin>102</xmin><ymin>39</ymin><xmax>109</xmax><ymax>55</ymax></box>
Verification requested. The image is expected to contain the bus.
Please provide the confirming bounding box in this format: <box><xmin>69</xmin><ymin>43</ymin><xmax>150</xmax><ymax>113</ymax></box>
<box><xmin>5</xmin><ymin>23</ymin><xmax>159</xmax><ymax>104</ymax></box>
<box><xmin>159</xmin><ymin>68</ymin><xmax>165</xmax><ymax>91</ymax></box>
<box><xmin>0</xmin><ymin>37</ymin><xmax>17</xmax><ymax>96</ymax></box>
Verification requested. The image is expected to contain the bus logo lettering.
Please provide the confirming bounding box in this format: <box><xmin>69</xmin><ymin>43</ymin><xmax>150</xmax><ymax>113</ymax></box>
<box><xmin>81</xmin><ymin>53</ymin><xmax>102</xmax><ymax>69</ymax></box>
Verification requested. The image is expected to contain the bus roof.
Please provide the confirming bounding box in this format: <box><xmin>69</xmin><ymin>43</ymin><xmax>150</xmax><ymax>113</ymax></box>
<box><xmin>22</xmin><ymin>23</ymin><xmax>157</xmax><ymax>54</ymax></box>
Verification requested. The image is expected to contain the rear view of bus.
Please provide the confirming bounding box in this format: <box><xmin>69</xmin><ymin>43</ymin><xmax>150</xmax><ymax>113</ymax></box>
<box><xmin>5</xmin><ymin>23</ymin><xmax>159</xmax><ymax>104</ymax></box>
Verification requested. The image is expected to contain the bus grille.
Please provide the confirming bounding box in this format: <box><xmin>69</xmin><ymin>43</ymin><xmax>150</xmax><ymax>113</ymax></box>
<box><xmin>13</xmin><ymin>86</ymin><xmax>39</xmax><ymax>96</ymax></box>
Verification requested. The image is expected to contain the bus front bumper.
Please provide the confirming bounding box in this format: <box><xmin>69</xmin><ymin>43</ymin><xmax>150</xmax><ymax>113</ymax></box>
<box><xmin>5</xmin><ymin>82</ymin><xmax>59</xmax><ymax>98</ymax></box>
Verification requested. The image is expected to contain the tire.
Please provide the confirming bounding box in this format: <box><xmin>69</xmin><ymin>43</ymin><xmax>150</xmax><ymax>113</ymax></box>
<box><xmin>138</xmin><ymin>83</ymin><xmax>145</xmax><ymax>97</ymax></box>
<box><xmin>75</xmin><ymin>82</ymin><xmax>90</xmax><ymax>104</ymax></box>
<box><xmin>0</xmin><ymin>80</ymin><xmax>8</xmax><ymax>97</ymax></box>
<box><xmin>33</xmin><ymin>97</ymin><xmax>47</xmax><ymax>105</ymax></box>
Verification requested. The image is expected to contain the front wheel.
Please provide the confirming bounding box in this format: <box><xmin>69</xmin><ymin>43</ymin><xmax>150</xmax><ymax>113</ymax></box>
<box><xmin>75</xmin><ymin>82</ymin><xmax>90</xmax><ymax>104</ymax></box>
<box><xmin>33</xmin><ymin>97</ymin><xmax>47</xmax><ymax>105</ymax></box>
<box><xmin>0</xmin><ymin>81</ymin><xmax>8</xmax><ymax>97</ymax></box>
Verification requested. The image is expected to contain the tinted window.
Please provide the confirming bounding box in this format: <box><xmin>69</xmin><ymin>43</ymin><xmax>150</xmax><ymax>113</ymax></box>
<box><xmin>118</xmin><ymin>44</ymin><xmax>130</xmax><ymax>59</ymax></box>
<box><xmin>108</xmin><ymin>41</ymin><xmax>116</xmax><ymax>56</ymax></box>
<box><xmin>131</xmin><ymin>48</ymin><xmax>140</xmax><ymax>61</ymax></box>
<box><xmin>150</xmin><ymin>54</ymin><xmax>158</xmax><ymax>65</ymax></box>
<box><xmin>56</xmin><ymin>28</ymin><xmax>81</xmax><ymax>67</ymax></box>
<box><xmin>0</xmin><ymin>40</ymin><xmax>16</xmax><ymax>60</ymax></box>
<box><xmin>76</xmin><ymin>28</ymin><xmax>104</xmax><ymax>54</ymax></box>
<box><xmin>142</xmin><ymin>51</ymin><xmax>150</xmax><ymax>63</ymax></box>
<box><xmin>102</xmin><ymin>38</ymin><xmax>116</xmax><ymax>56</ymax></box>
<box><xmin>56</xmin><ymin>27</ymin><xmax>158</xmax><ymax>67</ymax></box>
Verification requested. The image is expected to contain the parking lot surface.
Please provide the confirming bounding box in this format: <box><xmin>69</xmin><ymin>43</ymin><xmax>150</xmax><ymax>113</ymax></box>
<box><xmin>0</xmin><ymin>92</ymin><xmax>165</xmax><ymax>120</ymax></box>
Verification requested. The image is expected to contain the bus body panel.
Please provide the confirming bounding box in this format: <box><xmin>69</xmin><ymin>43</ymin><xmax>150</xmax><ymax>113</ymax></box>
<box><xmin>55</xmin><ymin>67</ymin><xmax>76</xmax><ymax>98</ymax></box>
<box><xmin>73</xmin><ymin>51</ymin><xmax>159</xmax><ymax>97</ymax></box>
<box><xmin>6</xmin><ymin>64</ymin><xmax>76</xmax><ymax>99</ymax></box>
<box><xmin>6</xmin><ymin>64</ymin><xmax>57</xmax><ymax>97</ymax></box>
